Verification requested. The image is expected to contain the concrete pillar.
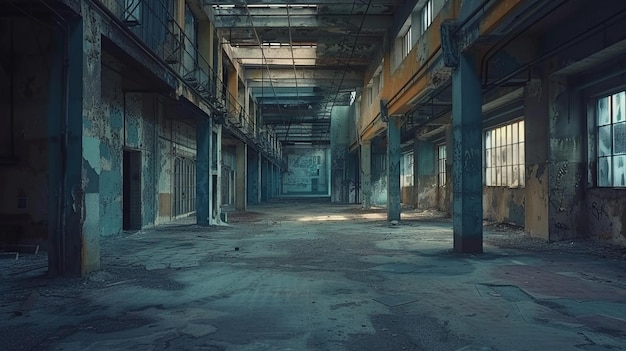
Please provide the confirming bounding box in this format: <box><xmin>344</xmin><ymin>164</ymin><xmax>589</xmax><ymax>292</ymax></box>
<box><xmin>524</xmin><ymin>79</ymin><xmax>549</xmax><ymax>238</ymax></box>
<box><xmin>196</xmin><ymin>119</ymin><xmax>210</xmax><ymax>226</ymax></box>
<box><xmin>452</xmin><ymin>53</ymin><xmax>483</xmax><ymax>253</ymax></box>
<box><xmin>48</xmin><ymin>18</ymin><xmax>101</xmax><ymax>276</ymax></box>
<box><xmin>247</xmin><ymin>149</ymin><xmax>261</xmax><ymax>204</ymax></box>
<box><xmin>48</xmin><ymin>20</ymin><xmax>84</xmax><ymax>276</ymax></box>
<box><xmin>211</xmin><ymin>124</ymin><xmax>223</xmax><ymax>223</ymax></box>
<box><xmin>235</xmin><ymin>142</ymin><xmax>247</xmax><ymax>211</ymax></box>
<box><xmin>387</xmin><ymin>116</ymin><xmax>402</xmax><ymax>221</ymax></box>
<box><xmin>331</xmin><ymin>106</ymin><xmax>350</xmax><ymax>202</ymax></box>
<box><xmin>361</xmin><ymin>141</ymin><xmax>372</xmax><ymax>208</ymax></box>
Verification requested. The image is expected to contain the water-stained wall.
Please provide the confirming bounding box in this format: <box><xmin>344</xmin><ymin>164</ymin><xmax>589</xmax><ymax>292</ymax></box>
<box><xmin>370</xmin><ymin>139</ymin><xmax>388</xmax><ymax>206</ymax></box>
<box><xmin>415</xmin><ymin>139</ymin><xmax>438</xmax><ymax>210</ymax></box>
<box><xmin>483</xmin><ymin>188</ymin><xmax>525</xmax><ymax>226</ymax></box>
<box><xmin>283</xmin><ymin>146</ymin><xmax>329</xmax><ymax>196</ymax></box>
<box><xmin>97</xmin><ymin>67</ymin><xmax>173</xmax><ymax>235</ymax></box>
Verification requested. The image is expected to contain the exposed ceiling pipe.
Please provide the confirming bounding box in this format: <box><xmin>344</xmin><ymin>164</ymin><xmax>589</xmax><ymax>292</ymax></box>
<box><xmin>241</xmin><ymin>0</ymin><xmax>286</xmax><ymax>130</ymax></box>
<box><xmin>283</xmin><ymin>0</ymin><xmax>303</xmax><ymax>142</ymax></box>
<box><xmin>323</xmin><ymin>0</ymin><xmax>373</xmax><ymax>143</ymax></box>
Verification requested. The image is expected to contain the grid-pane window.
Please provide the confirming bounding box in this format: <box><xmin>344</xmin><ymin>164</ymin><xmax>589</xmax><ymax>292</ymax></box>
<box><xmin>421</xmin><ymin>0</ymin><xmax>433</xmax><ymax>34</ymax></box>
<box><xmin>402</xmin><ymin>27</ymin><xmax>412</xmax><ymax>58</ymax></box>
<box><xmin>438</xmin><ymin>145</ymin><xmax>446</xmax><ymax>187</ymax></box>
<box><xmin>485</xmin><ymin>120</ymin><xmax>525</xmax><ymax>187</ymax></box>
<box><xmin>402</xmin><ymin>152</ymin><xmax>414</xmax><ymax>188</ymax></box>
<box><xmin>174</xmin><ymin>156</ymin><xmax>197</xmax><ymax>216</ymax></box>
<box><xmin>597</xmin><ymin>91</ymin><xmax>626</xmax><ymax>187</ymax></box>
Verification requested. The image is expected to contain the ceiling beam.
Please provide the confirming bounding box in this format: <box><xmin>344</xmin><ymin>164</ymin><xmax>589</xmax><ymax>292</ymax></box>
<box><xmin>205</xmin><ymin>0</ymin><xmax>402</xmax><ymax>6</ymax></box>
<box><xmin>213</xmin><ymin>14</ymin><xmax>393</xmax><ymax>29</ymax></box>
<box><xmin>244</xmin><ymin>67</ymin><xmax>363</xmax><ymax>81</ymax></box>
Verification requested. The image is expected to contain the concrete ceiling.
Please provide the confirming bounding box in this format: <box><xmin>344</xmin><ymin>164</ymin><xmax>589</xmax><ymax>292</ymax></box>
<box><xmin>205</xmin><ymin>0</ymin><xmax>405</xmax><ymax>144</ymax></box>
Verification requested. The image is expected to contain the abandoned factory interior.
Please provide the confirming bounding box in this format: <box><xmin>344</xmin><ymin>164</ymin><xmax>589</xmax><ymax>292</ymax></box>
<box><xmin>2</xmin><ymin>0</ymin><xmax>626</xmax><ymax>350</ymax></box>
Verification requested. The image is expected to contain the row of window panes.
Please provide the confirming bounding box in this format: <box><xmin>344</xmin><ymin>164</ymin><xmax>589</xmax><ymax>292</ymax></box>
<box><xmin>421</xmin><ymin>0</ymin><xmax>433</xmax><ymax>33</ymax></box>
<box><xmin>597</xmin><ymin>91</ymin><xmax>626</xmax><ymax>187</ymax></box>
<box><xmin>401</xmin><ymin>152</ymin><xmax>414</xmax><ymax>187</ymax></box>
<box><xmin>438</xmin><ymin>145</ymin><xmax>446</xmax><ymax>187</ymax></box>
<box><xmin>485</xmin><ymin>120</ymin><xmax>525</xmax><ymax>187</ymax></box>
<box><xmin>402</xmin><ymin>27</ymin><xmax>412</xmax><ymax>58</ymax></box>
<box><xmin>174</xmin><ymin>157</ymin><xmax>196</xmax><ymax>216</ymax></box>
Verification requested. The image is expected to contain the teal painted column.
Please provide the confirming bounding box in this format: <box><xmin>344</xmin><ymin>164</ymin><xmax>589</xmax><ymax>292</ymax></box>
<box><xmin>48</xmin><ymin>22</ymin><xmax>80</xmax><ymax>276</ymax></box>
<box><xmin>387</xmin><ymin>116</ymin><xmax>401</xmax><ymax>221</ymax></box>
<box><xmin>361</xmin><ymin>141</ymin><xmax>372</xmax><ymax>208</ymax></box>
<box><xmin>196</xmin><ymin>119</ymin><xmax>210</xmax><ymax>226</ymax></box>
<box><xmin>452</xmin><ymin>53</ymin><xmax>483</xmax><ymax>253</ymax></box>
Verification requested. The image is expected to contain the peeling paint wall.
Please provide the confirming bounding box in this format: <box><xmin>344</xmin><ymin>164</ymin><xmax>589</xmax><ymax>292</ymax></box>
<box><xmin>97</xmin><ymin>68</ymin><xmax>124</xmax><ymax>236</ymax></box>
<box><xmin>546</xmin><ymin>78</ymin><xmax>586</xmax><ymax>242</ymax></box>
<box><xmin>84</xmin><ymin>9</ymin><xmax>199</xmax><ymax>237</ymax></box>
<box><xmin>483</xmin><ymin>188</ymin><xmax>525</xmax><ymax>226</ymax></box>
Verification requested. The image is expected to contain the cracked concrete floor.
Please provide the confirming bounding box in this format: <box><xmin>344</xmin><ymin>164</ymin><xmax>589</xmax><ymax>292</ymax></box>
<box><xmin>2</xmin><ymin>199</ymin><xmax>626</xmax><ymax>350</ymax></box>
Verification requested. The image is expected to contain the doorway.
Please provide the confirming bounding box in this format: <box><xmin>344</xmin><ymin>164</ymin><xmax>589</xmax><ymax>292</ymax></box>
<box><xmin>123</xmin><ymin>149</ymin><xmax>142</xmax><ymax>230</ymax></box>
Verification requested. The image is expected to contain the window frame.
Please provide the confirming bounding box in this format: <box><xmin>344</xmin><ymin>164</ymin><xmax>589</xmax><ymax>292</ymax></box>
<box><xmin>401</xmin><ymin>151</ymin><xmax>415</xmax><ymax>188</ymax></box>
<box><xmin>595</xmin><ymin>91</ymin><xmax>626</xmax><ymax>187</ymax></box>
<box><xmin>421</xmin><ymin>0</ymin><xmax>433</xmax><ymax>34</ymax></box>
<box><xmin>401</xmin><ymin>26</ymin><xmax>412</xmax><ymax>59</ymax></box>
<box><xmin>484</xmin><ymin>119</ymin><xmax>525</xmax><ymax>188</ymax></box>
<box><xmin>438</xmin><ymin>144</ymin><xmax>446</xmax><ymax>187</ymax></box>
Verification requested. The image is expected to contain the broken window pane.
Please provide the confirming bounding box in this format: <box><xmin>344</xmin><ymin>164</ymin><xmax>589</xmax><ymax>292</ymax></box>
<box><xmin>598</xmin><ymin>96</ymin><xmax>611</xmax><ymax>126</ymax></box>
<box><xmin>614</xmin><ymin>155</ymin><xmax>626</xmax><ymax>186</ymax></box>
<box><xmin>598</xmin><ymin>156</ymin><xmax>612</xmax><ymax>186</ymax></box>
<box><xmin>613</xmin><ymin>92</ymin><xmax>625</xmax><ymax>123</ymax></box>
<box><xmin>598</xmin><ymin>125</ymin><xmax>612</xmax><ymax>156</ymax></box>
<box><xmin>613</xmin><ymin>122</ymin><xmax>626</xmax><ymax>154</ymax></box>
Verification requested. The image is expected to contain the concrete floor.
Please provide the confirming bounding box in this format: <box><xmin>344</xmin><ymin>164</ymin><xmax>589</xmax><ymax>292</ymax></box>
<box><xmin>2</xmin><ymin>199</ymin><xmax>626</xmax><ymax>351</ymax></box>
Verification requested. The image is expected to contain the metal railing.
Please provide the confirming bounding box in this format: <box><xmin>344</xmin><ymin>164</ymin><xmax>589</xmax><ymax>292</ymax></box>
<box><xmin>98</xmin><ymin>0</ymin><xmax>282</xmax><ymax>161</ymax></box>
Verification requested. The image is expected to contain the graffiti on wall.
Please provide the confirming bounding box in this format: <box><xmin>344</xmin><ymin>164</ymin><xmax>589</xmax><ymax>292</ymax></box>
<box><xmin>590</xmin><ymin>201</ymin><xmax>609</xmax><ymax>222</ymax></box>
